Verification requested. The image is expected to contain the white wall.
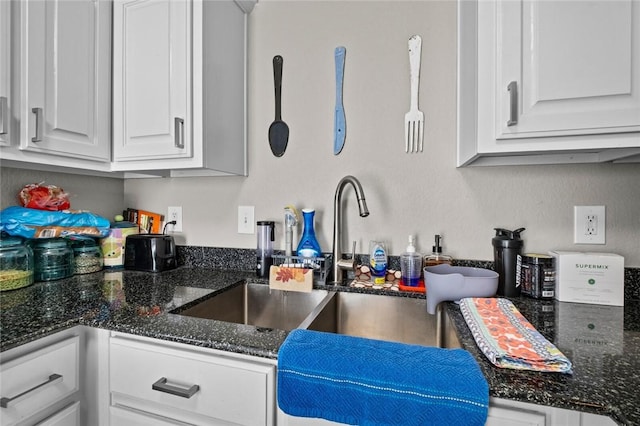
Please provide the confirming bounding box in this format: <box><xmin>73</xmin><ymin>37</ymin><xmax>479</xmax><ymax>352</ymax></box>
<box><xmin>1</xmin><ymin>167</ymin><xmax>123</xmax><ymax>220</ymax></box>
<box><xmin>122</xmin><ymin>0</ymin><xmax>640</xmax><ymax>266</ymax></box>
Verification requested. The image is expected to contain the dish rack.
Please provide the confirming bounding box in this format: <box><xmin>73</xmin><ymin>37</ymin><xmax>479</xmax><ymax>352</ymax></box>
<box><xmin>272</xmin><ymin>254</ymin><xmax>333</xmax><ymax>285</ymax></box>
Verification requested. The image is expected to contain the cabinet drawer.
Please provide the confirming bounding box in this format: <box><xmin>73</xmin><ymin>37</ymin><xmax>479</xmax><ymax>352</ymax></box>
<box><xmin>0</xmin><ymin>336</ymin><xmax>79</xmax><ymax>426</ymax></box>
<box><xmin>110</xmin><ymin>336</ymin><xmax>275</xmax><ymax>426</ymax></box>
<box><xmin>110</xmin><ymin>405</ymin><xmax>189</xmax><ymax>426</ymax></box>
<box><xmin>36</xmin><ymin>402</ymin><xmax>80</xmax><ymax>426</ymax></box>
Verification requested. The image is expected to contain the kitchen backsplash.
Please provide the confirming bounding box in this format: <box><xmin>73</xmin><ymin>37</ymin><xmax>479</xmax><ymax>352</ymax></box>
<box><xmin>176</xmin><ymin>246</ymin><xmax>640</xmax><ymax>302</ymax></box>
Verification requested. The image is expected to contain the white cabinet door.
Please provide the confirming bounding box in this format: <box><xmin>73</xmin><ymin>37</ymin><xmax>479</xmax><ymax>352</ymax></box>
<box><xmin>17</xmin><ymin>0</ymin><xmax>111</xmax><ymax>162</ymax></box>
<box><xmin>496</xmin><ymin>0</ymin><xmax>640</xmax><ymax>139</ymax></box>
<box><xmin>112</xmin><ymin>0</ymin><xmax>191</xmax><ymax>162</ymax></box>
<box><xmin>458</xmin><ymin>0</ymin><xmax>640</xmax><ymax>166</ymax></box>
<box><xmin>0</xmin><ymin>0</ymin><xmax>10</xmax><ymax>147</ymax></box>
<box><xmin>112</xmin><ymin>0</ymin><xmax>251</xmax><ymax>176</ymax></box>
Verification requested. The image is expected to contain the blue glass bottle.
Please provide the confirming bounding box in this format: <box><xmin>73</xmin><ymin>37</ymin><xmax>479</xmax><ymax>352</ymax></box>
<box><xmin>296</xmin><ymin>209</ymin><xmax>321</xmax><ymax>260</ymax></box>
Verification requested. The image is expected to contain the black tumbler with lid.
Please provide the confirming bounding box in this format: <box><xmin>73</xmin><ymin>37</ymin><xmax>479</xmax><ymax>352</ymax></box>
<box><xmin>492</xmin><ymin>228</ymin><xmax>525</xmax><ymax>297</ymax></box>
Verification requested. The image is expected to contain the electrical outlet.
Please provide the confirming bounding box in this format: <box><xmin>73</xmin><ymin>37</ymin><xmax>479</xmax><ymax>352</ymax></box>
<box><xmin>574</xmin><ymin>205</ymin><xmax>605</xmax><ymax>244</ymax></box>
<box><xmin>238</xmin><ymin>206</ymin><xmax>254</xmax><ymax>234</ymax></box>
<box><xmin>167</xmin><ymin>206</ymin><xmax>183</xmax><ymax>232</ymax></box>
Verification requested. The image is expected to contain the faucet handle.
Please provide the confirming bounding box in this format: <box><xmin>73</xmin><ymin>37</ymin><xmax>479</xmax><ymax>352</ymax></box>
<box><xmin>336</xmin><ymin>240</ymin><xmax>357</xmax><ymax>272</ymax></box>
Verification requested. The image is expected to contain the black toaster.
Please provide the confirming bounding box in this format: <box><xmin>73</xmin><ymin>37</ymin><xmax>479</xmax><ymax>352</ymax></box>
<box><xmin>124</xmin><ymin>234</ymin><xmax>177</xmax><ymax>272</ymax></box>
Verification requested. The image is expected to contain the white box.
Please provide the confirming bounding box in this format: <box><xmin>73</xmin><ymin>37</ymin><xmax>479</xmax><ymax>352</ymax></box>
<box><xmin>549</xmin><ymin>251</ymin><xmax>624</xmax><ymax>306</ymax></box>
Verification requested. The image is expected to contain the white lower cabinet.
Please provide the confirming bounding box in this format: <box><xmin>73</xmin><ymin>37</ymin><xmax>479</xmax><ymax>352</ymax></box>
<box><xmin>108</xmin><ymin>332</ymin><xmax>277</xmax><ymax>426</ymax></box>
<box><xmin>277</xmin><ymin>398</ymin><xmax>617</xmax><ymax>426</ymax></box>
<box><xmin>109</xmin><ymin>405</ymin><xmax>191</xmax><ymax>426</ymax></box>
<box><xmin>35</xmin><ymin>402</ymin><xmax>80</xmax><ymax>426</ymax></box>
<box><xmin>486</xmin><ymin>398</ymin><xmax>617</xmax><ymax>426</ymax></box>
<box><xmin>0</xmin><ymin>329</ymin><xmax>81</xmax><ymax>426</ymax></box>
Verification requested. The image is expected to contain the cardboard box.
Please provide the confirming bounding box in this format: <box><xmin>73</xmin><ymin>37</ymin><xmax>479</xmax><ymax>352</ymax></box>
<box><xmin>549</xmin><ymin>251</ymin><xmax>624</xmax><ymax>306</ymax></box>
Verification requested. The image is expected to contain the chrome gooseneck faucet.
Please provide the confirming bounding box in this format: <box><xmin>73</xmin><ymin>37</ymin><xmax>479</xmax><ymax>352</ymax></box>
<box><xmin>331</xmin><ymin>175</ymin><xmax>369</xmax><ymax>284</ymax></box>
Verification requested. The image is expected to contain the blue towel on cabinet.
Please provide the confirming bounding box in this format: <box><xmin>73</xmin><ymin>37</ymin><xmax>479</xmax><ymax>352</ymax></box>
<box><xmin>277</xmin><ymin>329</ymin><xmax>489</xmax><ymax>426</ymax></box>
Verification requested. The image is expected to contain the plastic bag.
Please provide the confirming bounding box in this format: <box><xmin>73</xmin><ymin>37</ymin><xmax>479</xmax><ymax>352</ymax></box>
<box><xmin>18</xmin><ymin>183</ymin><xmax>71</xmax><ymax>211</ymax></box>
<box><xmin>0</xmin><ymin>206</ymin><xmax>110</xmax><ymax>239</ymax></box>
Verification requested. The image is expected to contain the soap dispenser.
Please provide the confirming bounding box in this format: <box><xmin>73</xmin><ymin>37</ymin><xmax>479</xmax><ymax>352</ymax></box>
<box><xmin>296</xmin><ymin>209</ymin><xmax>322</xmax><ymax>261</ymax></box>
<box><xmin>400</xmin><ymin>235</ymin><xmax>422</xmax><ymax>287</ymax></box>
<box><xmin>424</xmin><ymin>234</ymin><xmax>452</xmax><ymax>267</ymax></box>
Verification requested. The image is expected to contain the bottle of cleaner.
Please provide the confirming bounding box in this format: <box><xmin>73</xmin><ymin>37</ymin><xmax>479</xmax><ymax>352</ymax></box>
<box><xmin>296</xmin><ymin>209</ymin><xmax>322</xmax><ymax>261</ymax></box>
<box><xmin>369</xmin><ymin>240</ymin><xmax>388</xmax><ymax>284</ymax></box>
<box><xmin>424</xmin><ymin>234</ymin><xmax>452</xmax><ymax>266</ymax></box>
<box><xmin>400</xmin><ymin>235</ymin><xmax>423</xmax><ymax>287</ymax></box>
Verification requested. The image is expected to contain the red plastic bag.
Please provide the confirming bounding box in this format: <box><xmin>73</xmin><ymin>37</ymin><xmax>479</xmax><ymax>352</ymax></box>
<box><xmin>18</xmin><ymin>183</ymin><xmax>71</xmax><ymax>211</ymax></box>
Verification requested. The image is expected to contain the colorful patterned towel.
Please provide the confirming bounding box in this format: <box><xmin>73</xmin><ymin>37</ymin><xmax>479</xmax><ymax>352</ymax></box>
<box><xmin>459</xmin><ymin>298</ymin><xmax>572</xmax><ymax>373</ymax></box>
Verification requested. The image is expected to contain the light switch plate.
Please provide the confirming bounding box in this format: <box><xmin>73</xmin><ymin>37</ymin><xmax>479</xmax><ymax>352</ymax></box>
<box><xmin>574</xmin><ymin>205</ymin><xmax>605</xmax><ymax>244</ymax></box>
<box><xmin>238</xmin><ymin>206</ymin><xmax>254</xmax><ymax>234</ymax></box>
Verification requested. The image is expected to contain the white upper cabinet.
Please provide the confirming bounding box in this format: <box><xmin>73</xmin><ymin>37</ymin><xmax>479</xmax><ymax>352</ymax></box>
<box><xmin>112</xmin><ymin>0</ymin><xmax>190</xmax><ymax>162</ymax></box>
<box><xmin>14</xmin><ymin>0</ymin><xmax>111</xmax><ymax>163</ymax></box>
<box><xmin>458</xmin><ymin>0</ymin><xmax>640</xmax><ymax>166</ymax></box>
<box><xmin>0</xmin><ymin>1</ymin><xmax>11</xmax><ymax>147</ymax></box>
<box><xmin>112</xmin><ymin>0</ymin><xmax>252</xmax><ymax>177</ymax></box>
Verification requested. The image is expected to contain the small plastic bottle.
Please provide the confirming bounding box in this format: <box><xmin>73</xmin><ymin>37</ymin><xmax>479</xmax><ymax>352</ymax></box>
<box><xmin>369</xmin><ymin>240</ymin><xmax>388</xmax><ymax>285</ymax></box>
<box><xmin>400</xmin><ymin>235</ymin><xmax>422</xmax><ymax>287</ymax></box>
<box><xmin>424</xmin><ymin>234</ymin><xmax>452</xmax><ymax>266</ymax></box>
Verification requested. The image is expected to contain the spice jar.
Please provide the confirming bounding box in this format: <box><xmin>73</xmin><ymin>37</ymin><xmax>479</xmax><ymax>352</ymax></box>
<box><xmin>0</xmin><ymin>236</ymin><xmax>34</xmax><ymax>291</ymax></box>
<box><xmin>31</xmin><ymin>238</ymin><xmax>74</xmax><ymax>282</ymax></box>
<box><xmin>69</xmin><ymin>236</ymin><xmax>103</xmax><ymax>275</ymax></box>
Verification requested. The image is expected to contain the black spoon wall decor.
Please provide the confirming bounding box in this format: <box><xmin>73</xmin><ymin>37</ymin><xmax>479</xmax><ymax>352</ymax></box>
<box><xmin>268</xmin><ymin>55</ymin><xmax>289</xmax><ymax>157</ymax></box>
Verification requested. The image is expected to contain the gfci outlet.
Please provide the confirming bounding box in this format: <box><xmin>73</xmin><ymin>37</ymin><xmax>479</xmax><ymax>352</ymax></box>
<box><xmin>574</xmin><ymin>205</ymin><xmax>605</xmax><ymax>244</ymax></box>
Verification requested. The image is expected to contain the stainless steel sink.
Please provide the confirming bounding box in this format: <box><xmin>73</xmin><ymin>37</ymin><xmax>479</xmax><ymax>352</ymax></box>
<box><xmin>175</xmin><ymin>282</ymin><xmax>459</xmax><ymax>348</ymax></box>
<box><xmin>302</xmin><ymin>291</ymin><xmax>460</xmax><ymax>348</ymax></box>
<box><xmin>176</xmin><ymin>282</ymin><xmax>329</xmax><ymax>331</ymax></box>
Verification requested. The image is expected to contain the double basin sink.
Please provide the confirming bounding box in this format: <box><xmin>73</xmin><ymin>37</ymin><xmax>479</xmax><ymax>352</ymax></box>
<box><xmin>173</xmin><ymin>282</ymin><xmax>459</xmax><ymax>348</ymax></box>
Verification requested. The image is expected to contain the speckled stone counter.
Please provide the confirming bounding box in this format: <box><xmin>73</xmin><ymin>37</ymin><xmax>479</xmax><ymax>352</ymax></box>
<box><xmin>1</xmin><ymin>257</ymin><xmax>639</xmax><ymax>425</ymax></box>
<box><xmin>447</xmin><ymin>298</ymin><xmax>640</xmax><ymax>425</ymax></box>
<box><xmin>0</xmin><ymin>268</ymin><xmax>291</xmax><ymax>359</ymax></box>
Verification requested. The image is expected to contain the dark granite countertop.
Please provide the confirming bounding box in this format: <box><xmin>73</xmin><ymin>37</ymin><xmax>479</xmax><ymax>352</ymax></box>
<box><xmin>447</xmin><ymin>298</ymin><xmax>640</xmax><ymax>425</ymax></box>
<box><xmin>1</xmin><ymin>266</ymin><xmax>639</xmax><ymax>425</ymax></box>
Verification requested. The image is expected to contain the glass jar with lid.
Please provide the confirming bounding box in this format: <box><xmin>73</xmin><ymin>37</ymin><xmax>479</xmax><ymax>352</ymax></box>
<box><xmin>68</xmin><ymin>236</ymin><xmax>103</xmax><ymax>275</ymax></box>
<box><xmin>0</xmin><ymin>236</ymin><xmax>34</xmax><ymax>291</ymax></box>
<box><xmin>31</xmin><ymin>238</ymin><xmax>74</xmax><ymax>282</ymax></box>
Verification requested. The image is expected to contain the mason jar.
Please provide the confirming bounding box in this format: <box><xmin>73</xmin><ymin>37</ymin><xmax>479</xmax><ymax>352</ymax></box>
<box><xmin>31</xmin><ymin>238</ymin><xmax>74</xmax><ymax>282</ymax></box>
<box><xmin>0</xmin><ymin>236</ymin><xmax>34</xmax><ymax>291</ymax></box>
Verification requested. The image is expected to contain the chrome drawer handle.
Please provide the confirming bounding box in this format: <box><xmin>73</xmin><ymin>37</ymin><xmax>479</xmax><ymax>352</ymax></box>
<box><xmin>32</xmin><ymin>107</ymin><xmax>43</xmax><ymax>142</ymax></box>
<box><xmin>507</xmin><ymin>81</ymin><xmax>518</xmax><ymax>126</ymax></box>
<box><xmin>0</xmin><ymin>373</ymin><xmax>63</xmax><ymax>408</ymax></box>
<box><xmin>174</xmin><ymin>117</ymin><xmax>184</xmax><ymax>149</ymax></box>
<box><xmin>152</xmin><ymin>377</ymin><xmax>199</xmax><ymax>399</ymax></box>
<box><xmin>0</xmin><ymin>97</ymin><xmax>7</xmax><ymax>135</ymax></box>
